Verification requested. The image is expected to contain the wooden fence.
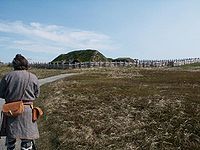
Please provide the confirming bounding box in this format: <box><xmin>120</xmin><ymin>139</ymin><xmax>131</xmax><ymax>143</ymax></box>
<box><xmin>30</xmin><ymin>58</ymin><xmax>200</xmax><ymax>69</ymax></box>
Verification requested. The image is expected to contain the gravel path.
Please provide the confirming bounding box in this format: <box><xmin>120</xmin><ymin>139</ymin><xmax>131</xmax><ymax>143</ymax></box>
<box><xmin>39</xmin><ymin>73</ymin><xmax>78</xmax><ymax>86</ymax></box>
<box><xmin>0</xmin><ymin>73</ymin><xmax>78</xmax><ymax>149</ymax></box>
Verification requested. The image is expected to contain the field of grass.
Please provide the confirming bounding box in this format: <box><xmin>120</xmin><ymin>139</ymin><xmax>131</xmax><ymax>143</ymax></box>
<box><xmin>34</xmin><ymin>67</ymin><xmax>200</xmax><ymax>150</ymax></box>
<box><xmin>180</xmin><ymin>62</ymin><xmax>200</xmax><ymax>69</ymax></box>
<box><xmin>0</xmin><ymin>65</ymin><xmax>77</xmax><ymax>79</ymax></box>
<box><xmin>1</xmin><ymin>65</ymin><xmax>200</xmax><ymax>149</ymax></box>
<box><xmin>0</xmin><ymin>65</ymin><xmax>13</xmax><ymax>79</ymax></box>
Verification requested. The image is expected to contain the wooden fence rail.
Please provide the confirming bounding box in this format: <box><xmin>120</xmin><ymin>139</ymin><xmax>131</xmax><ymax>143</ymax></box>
<box><xmin>30</xmin><ymin>58</ymin><xmax>200</xmax><ymax>69</ymax></box>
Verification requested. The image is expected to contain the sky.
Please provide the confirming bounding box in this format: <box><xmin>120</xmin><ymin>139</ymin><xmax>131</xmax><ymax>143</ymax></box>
<box><xmin>0</xmin><ymin>0</ymin><xmax>200</xmax><ymax>63</ymax></box>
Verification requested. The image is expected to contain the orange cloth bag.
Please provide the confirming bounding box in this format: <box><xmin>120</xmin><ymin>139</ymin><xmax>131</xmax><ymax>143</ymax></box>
<box><xmin>2</xmin><ymin>101</ymin><xmax>24</xmax><ymax>117</ymax></box>
<box><xmin>32</xmin><ymin>107</ymin><xmax>43</xmax><ymax>122</ymax></box>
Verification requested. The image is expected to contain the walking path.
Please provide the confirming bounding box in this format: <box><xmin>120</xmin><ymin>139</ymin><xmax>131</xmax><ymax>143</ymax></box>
<box><xmin>0</xmin><ymin>73</ymin><xmax>78</xmax><ymax>149</ymax></box>
<box><xmin>39</xmin><ymin>73</ymin><xmax>78</xmax><ymax>86</ymax></box>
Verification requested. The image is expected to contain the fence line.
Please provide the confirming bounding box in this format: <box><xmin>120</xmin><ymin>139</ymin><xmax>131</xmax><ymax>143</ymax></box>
<box><xmin>30</xmin><ymin>58</ymin><xmax>200</xmax><ymax>69</ymax></box>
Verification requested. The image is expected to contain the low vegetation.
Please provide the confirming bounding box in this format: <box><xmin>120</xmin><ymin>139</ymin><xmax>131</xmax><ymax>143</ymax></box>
<box><xmin>0</xmin><ymin>65</ymin><xmax>13</xmax><ymax>79</ymax></box>
<box><xmin>1</xmin><ymin>65</ymin><xmax>200</xmax><ymax>149</ymax></box>
<box><xmin>35</xmin><ymin>67</ymin><xmax>200</xmax><ymax>150</ymax></box>
<box><xmin>0</xmin><ymin>65</ymin><xmax>75</xmax><ymax>79</ymax></box>
<box><xmin>180</xmin><ymin>62</ymin><xmax>200</xmax><ymax>69</ymax></box>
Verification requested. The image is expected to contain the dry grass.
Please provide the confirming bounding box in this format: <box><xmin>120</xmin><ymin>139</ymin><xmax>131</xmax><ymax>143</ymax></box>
<box><xmin>29</xmin><ymin>67</ymin><xmax>72</xmax><ymax>79</ymax></box>
<box><xmin>35</xmin><ymin>68</ymin><xmax>200</xmax><ymax>150</ymax></box>
<box><xmin>0</xmin><ymin>65</ymin><xmax>78</xmax><ymax>79</ymax></box>
<box><xmin>0</xmin><ymin>65</ymin><xmax>13</xmax><ymax>78</ymax></box>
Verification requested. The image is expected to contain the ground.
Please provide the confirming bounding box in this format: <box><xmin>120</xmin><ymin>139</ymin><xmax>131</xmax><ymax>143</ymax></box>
<box><xmin>34</xmin><ymin>67</ymin><xmax>200</xmax><ymax>150</ymax></box>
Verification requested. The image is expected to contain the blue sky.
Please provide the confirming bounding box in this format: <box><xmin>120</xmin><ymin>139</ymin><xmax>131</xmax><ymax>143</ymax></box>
<box><xmin>0</xmin><ymin>0</ymin><xmax>200</xmax><ymax>63</ymax></box>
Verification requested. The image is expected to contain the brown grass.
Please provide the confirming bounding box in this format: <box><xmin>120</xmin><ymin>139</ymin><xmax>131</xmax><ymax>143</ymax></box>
<box><xmin>0</xmin><ymin>65</ymin><xmax>78</xmax><ymax>79</ymax></box>
<box><xmin>35</xmin><ymin>68</ymin><xmax>200</xmax><ymax>150</ymax></box>
<box><xmin>0</xmin><ymin>65</ymin><xmax>13</xmax><ymax>78</ymax></box>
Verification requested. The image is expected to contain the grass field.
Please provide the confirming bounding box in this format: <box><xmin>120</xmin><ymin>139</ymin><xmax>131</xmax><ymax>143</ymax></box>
<box><xmin>1</xmin><ymin>65</ymin><xmax>200</xmax><ymax>149</ymax></box>
<box><xmin>34</xmin><ymin>67</ymin><xmax>200</xmax><ymax>150</ymax></box>
<box><xmin>0</xmin><ymin>65</ymin><xmax>77</xmax><ymax>79</ymax></box>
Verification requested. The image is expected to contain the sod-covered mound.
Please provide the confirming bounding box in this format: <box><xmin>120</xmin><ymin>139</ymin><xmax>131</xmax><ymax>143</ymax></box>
<box><xmin>51</xmin><ymin>49</ymin><xmax>108</xmax><ymax>63</ymax></box>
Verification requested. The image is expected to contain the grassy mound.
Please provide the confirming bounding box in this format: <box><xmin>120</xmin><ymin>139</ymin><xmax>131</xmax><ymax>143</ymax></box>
<box><xmin>51</xmin><ymin>49</ymin><xmax>107</xmax><ymax>63</ymax></box>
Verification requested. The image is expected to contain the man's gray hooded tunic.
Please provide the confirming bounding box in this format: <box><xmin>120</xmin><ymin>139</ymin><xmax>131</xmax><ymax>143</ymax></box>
<box><xmin>0</xmin><ymin>70</ymin><xmax>40</xmax><ymax>139</ymax></box>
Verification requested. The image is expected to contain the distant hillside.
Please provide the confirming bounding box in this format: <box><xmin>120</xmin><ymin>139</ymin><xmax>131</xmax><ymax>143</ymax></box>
<box><xmin>180</xmin><ymin>62</ymin><xmax>200</xmax><ymax>68</ymax></box>
<box><xmin>51</xmin><ymin>49</ymin><xmax>108</xmax><ymax>63</ymax></box>
<box><xmin>112</xmin><ymin>57</ymin><xmax>136</xmax><ymax>62</ymax></box>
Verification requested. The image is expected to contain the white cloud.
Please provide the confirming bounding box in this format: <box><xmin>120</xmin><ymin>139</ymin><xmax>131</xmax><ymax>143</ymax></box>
<box><xmin>0</xmin><ymin>21</ymin><xmax>117</xmax><ymax>54</ymax></box>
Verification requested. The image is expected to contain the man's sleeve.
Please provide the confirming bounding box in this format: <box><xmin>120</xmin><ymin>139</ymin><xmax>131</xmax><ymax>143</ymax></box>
<box><xmin>34</xmin><ymin>78</ymin><xmax>40</xmax><ymax>98</ymax></box>
<box><xmin>0</xmin><ymin>77</ymin><xmax>7</xmax><ymax>99</ymax></box>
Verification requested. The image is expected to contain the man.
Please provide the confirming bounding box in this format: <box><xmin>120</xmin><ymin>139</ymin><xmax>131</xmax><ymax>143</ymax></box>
<box><xmin>0</xmin><ymin>54</ymin><xmax>40</xmax><ymax>150</ymax></box>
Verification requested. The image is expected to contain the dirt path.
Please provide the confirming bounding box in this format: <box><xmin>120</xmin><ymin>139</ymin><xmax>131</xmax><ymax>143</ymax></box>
<box><xmin>39</xmin><ymin>73</ymin><xmax>78</xmax><ymax>86</ymax></box>
<box><xmin>0</xmin><ymin>73</ymin><xmax>78</xmax><ymax>149</ymax></box>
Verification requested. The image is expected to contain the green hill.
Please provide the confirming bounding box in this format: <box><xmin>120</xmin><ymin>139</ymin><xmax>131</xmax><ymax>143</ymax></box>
<box><xmin>180</xmin><ymin>62</ymin><xmax>200</xmax><ymax>67</ymax></box>
<box><xmin>112</xmin><ymin>57</ymin><xmax>136</xmax><ymax>62</ymax></box>
<box><xmin>51</xmin><ymin>49</ymin><xmax>107</xmax><ymax>63</ymax></box>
